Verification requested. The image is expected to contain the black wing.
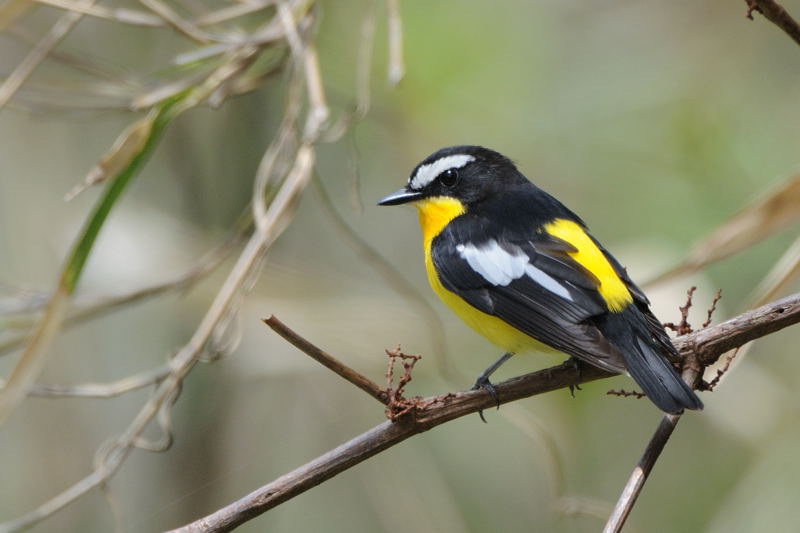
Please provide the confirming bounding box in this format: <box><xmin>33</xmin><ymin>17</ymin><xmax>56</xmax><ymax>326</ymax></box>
<box><xmin>590</xmin><ymin>235</ymin><xmax>679</xmax><ymax>356</ymax></box>
<box><xmin>431</xmin><ymin>216</ymin><xmax>626</xmax><ymax>373</ymax></box>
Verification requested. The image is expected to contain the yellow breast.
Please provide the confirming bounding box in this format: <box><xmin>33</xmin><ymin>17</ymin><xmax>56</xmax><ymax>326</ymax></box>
<box><xmin>415</xmin><ymin>197</ymin><xmax>546</xmax><ymax>354</ymax></box>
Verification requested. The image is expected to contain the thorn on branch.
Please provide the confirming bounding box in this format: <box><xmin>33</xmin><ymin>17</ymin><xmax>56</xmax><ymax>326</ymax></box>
<box><xmin>663</xmin><ymin>286</ymin><xmax>697</xmax><ymax>335</ymax></box>
<box><xmin>663</xmin><ymin>287</ymin><xmax>723</xmax><ymax>337</ymax></box>
<box><xmin>702</xmin><ymin>290</ymin><xmax>723</xmax><ymax>328</ymax></box>
<box><xmin>384</xmin><ymin>345</ymin><xmax>422</xmax><ymax>421</ymax></box>
<box><xmin>607</xmin><ymin>388</ymin><xmax>647</xmax><ymax>400</ymax></box>
<box><xmin>703</xmin><ymin>346</ymin><xmax>741</xmax><ymax>391</ymax></box>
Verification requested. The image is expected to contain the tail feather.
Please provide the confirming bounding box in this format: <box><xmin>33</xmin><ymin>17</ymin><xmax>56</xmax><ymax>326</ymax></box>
<box><xmin>601</xmin><ymin>309</ymin><xmax>703</xmax><ymax>414</ymax></box>
<box><xmin>627</xmin><ymin>336</ymin><xmax>703</xmax><ymax>414</ymax></box>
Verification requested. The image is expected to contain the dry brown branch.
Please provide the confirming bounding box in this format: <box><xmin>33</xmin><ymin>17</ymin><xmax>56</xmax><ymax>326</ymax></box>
<box><xmin>603</xmin><ymin>363</ymin><xmax>702</xmax><ymax>533</ymax></box>
<box><xmin>603</xmin><ymin>413</ymin><xmax>681</xmax><ymax>532</ymax></box>
<box><xmin>604</xmin><ymin>291</ymin><xmax>725</xmax><ymax>531</ymax></box>
<box><xmin>310</xmin><ymin>176</ymin><xmax>451</xmax><ymax>374</ymax></box>
<box><xmin>170</xmin><ymin>293</ymin><xmax>800</xmax><ymax>533</ymax></box>
<box><xmin>262</xmin><ymin>315</ymin><xmax>387</xmax><ymax>403</ymax></box>
<box><xmin>746</xmin><ymin>0</ymin><xmax>800</xmax><ymax>46</ymax></box>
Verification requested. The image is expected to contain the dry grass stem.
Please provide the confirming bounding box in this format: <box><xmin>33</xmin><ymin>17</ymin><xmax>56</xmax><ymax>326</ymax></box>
<box><xmin>385</xmin><ymin>0</ymin><xmax>405</xmax><ymax>85</ymax></box>
<box><xmin>0</xmin><ymin>0</ymin><xmax>97</xmax><ymax>109</ymax></box>
<box><xmin>0</xmin><ymin>2</ymin><xmax>344</xmax><ymax>530</ymax></box>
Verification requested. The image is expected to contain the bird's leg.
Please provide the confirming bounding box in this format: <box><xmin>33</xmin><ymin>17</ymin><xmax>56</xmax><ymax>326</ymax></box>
<box><xmin>565</xmin><ymin>356</ymin><xmax>584</xmax><ymax>398</ymax></box>
<box><xmin>471</xmin><ymin>352</ymin><xmax>514</xmax><ymax>422</ymax></box>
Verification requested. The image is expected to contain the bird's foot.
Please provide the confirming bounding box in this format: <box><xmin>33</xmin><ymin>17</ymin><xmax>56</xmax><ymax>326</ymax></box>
<box><xmin>565</xmin><ymin>356</ymin><xmax>584</xmax><ymax>398</ymax></box>
<box><xmin>471</xmin><ymin>375</ymin><xmax>501</xmax><ymax>423</ymax></box>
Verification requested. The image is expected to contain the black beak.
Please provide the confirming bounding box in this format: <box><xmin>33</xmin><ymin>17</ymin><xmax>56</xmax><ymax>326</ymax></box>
<box><xmin>377</xmin><ymin>187</ymin><xmax>423</xmax><ymax>206</ymax></box>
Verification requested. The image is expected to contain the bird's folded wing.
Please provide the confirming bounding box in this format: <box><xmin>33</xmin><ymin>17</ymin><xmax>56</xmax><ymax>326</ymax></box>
<box><xmin>431</xmin><ymin>224</ymin><xmax>626</xmax><ymax>372</ymax></box>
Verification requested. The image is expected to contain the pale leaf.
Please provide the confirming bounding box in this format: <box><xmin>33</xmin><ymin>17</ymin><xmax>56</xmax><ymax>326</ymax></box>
<box><xmin>647</xmin><ymin>175</ymin><xmax>800</xmax><ymax>286</ymax></box>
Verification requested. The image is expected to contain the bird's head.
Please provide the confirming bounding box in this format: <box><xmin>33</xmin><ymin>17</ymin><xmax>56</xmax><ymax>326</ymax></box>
<box><xmin>378</xmin><ymin>145</ymin><xmax>525</xmax><ymax>209</ymax></box>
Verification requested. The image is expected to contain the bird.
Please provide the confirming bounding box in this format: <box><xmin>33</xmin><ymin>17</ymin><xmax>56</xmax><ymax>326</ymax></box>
<box><xmin>378</xmin><ymin>145</ymin><xmax>703</xmax><ymax>415</ymax></box>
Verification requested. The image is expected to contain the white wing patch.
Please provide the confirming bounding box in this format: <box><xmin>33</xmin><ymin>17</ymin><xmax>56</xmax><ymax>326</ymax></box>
<box><xmin>456</xmin><ymin>240</ymin><xmax>573</xmax><ymax>300</ymax></box>
<box><xmin>410</xmin><ymin>154</ymin><xmax>475</xmax><ymax>190</ymax></box>
<box><xmin>524</xmin><ymin>264</ymin><xmax>573</xmax><ymax>301</ymax></box>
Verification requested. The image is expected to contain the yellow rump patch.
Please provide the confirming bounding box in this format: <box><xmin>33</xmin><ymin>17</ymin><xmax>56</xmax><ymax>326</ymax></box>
<box><xmin>543</xmin><ymin>218</ymin><xmax>632</xmax><ymax>312</ymax></box>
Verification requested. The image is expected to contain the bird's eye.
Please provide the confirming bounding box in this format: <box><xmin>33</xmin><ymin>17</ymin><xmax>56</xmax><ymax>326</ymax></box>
<box><xmin>439</xmin><ymin>168</ymin><xmax>459</xmax><ymax>187</ymax></box>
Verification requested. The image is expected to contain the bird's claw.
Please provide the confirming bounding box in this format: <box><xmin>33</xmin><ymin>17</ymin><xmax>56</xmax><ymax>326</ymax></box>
<box><xmin>471</xmin><ymin>375</ymin><xmax>501</xmax><ymax>423</ymax></box>
<box><xmin>566</xmin><ymin>357</ymin><xmax>583</xmax><ymax>398</ymax></box>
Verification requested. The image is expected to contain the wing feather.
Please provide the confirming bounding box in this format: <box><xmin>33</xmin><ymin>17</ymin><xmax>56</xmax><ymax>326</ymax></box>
<box><xmin>432</xmin><ymin>217</ymin><xmax>626</xmax><ymax>372</ymax></box>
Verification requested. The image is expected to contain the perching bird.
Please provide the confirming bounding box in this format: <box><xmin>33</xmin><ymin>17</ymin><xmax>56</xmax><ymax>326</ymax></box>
<box><xmin>378</xmin><ymin>145</ymin><xmax>702</xmax><ymax>414</ymax></box>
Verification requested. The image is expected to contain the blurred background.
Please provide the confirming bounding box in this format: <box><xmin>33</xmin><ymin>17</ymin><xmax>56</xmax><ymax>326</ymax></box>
<box><xmin>1</xmin><ymin>0</ymin><xmax>799</xmax><ymax>532</ymax></box>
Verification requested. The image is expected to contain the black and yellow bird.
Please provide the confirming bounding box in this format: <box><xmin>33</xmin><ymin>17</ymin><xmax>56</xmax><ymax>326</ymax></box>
<box><xmin>378</xmin><ymin>145</ymin><xmax>702</xmax><ymax>414</ymax></box>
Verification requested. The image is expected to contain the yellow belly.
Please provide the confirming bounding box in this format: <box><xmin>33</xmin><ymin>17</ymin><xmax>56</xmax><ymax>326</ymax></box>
<box><xmin>414</xmin><ymin>196</ymin><xmax>548</xmax><ymax>354</ymax></box>
<box><xmin>424</xmin><ymin>249</ymin><xmax>548</xmax><ymax>354</ymax></box>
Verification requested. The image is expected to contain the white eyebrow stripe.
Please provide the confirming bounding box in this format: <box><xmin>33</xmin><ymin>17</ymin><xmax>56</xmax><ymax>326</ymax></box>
<box><xmin>410</xmin><ymin>154</ymin><xmax>475</xmax><ymax>190</ymax></box>
<box><xmin>456</xmin><ymin>240</ymin><xmax>573</xmax><ymax>301</ymax></box>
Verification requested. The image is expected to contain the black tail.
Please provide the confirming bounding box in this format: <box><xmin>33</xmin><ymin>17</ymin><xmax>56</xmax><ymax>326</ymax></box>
<box><xmin>599</xmin><ymin>308</ymin><xmax>703</xmax><ymax>414</ymax></box>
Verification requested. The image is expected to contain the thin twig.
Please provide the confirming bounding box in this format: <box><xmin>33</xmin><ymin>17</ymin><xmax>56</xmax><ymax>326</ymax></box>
<box><xmin>0</xmin><ymin>220</ymin><xmax>247</xmax><ymax>357</ymax></box>
<box><xmin>262</xmin><ymin>315</ymin><xmax>387</xmax><ymax>403</ymax></box>
<box><xmin>603</xmin><ymin>414</ymin><xmax>681</xmax><ymax>533</ymax></box>
<box><xmin>663</xmin><ymin>286</ymin><xmax>696</xmax><ymax>335</ymax></box>
<box><xmin>702</xmin><ymin>290</ymin><xmax>723</xmax><ymax>328</ymax></box>
<box><xmin>0</xmin><ymin>366</ymin><xmax>169</xmax><ymax>398</ymax></box>
<box><xmin>602</xmin><ymin>363</ymin><xmax>702</xmax><ymax>533</ymax></box>
<box><xmin>607</xmin><ymin>389</ymin><xmax>646</xmax><ymax>400</ymax></box>
<box><xmin>745</xmin><ymin>0</ymin><xmax>800</xmax><ymax>47</ymax></box>
<box><xmin>705</xmin><ymin>347</ymin><xmax>741</xmax><ymax>391</ymax></box>
<box><xmin>605</xmin><ymin>288</ymin><xmax>722</xmax><ymax>531</ymax></box>
<box><xmin>0</xmin><ymin>142</ymin><xmax>316</xmax><ymax>533</ymax></box>
<box><xmin>384</xmin><ymin>346</ymin><xmax>422</xmax><ymax>420</ymax></box>
<box><xmin>170</xmin><ymin>293</ymin><xmax>800</xmax><ymax>533</ymax></box>
<box><xmin>0</xmin><ymin>48</ymin><xmax>327</xmax><ymax>532</ymax></box>
<box><xmin>310</xmin><ymin>175</ymin><xmax>451</xmax><ymax>375</ymax></box>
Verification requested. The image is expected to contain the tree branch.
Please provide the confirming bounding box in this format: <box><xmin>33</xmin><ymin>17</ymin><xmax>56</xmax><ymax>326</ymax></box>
<box><xmin>169</xmin><ymin>293</ymin><xmax>800</xmax><ymax>533</ymax></box>
<box><xmin>262</xmin><ymin>316</ymin><xmax>387</xmax><ymax>403</ymax></box>
<box><xmin>601</xmin><ymin>291</ymin><xmax>800</xmax><ymax>531</ymax></box>
<box><xmin>745</xmin><ymin>0</ymin><xmax>800</xmax><ymax>47</ymax></box>
<box><xmin>602</xmin><ymin>363</ymin><xmax>702</xmax><ymax>533</ymax></box>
